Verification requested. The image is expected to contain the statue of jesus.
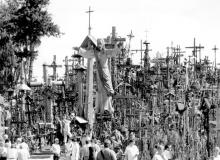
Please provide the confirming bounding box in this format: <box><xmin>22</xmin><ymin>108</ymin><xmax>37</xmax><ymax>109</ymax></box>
<box><xmin>75</xmin><ymin>37</ymin><xmax>121</xmax><ymax>114</ymax></box>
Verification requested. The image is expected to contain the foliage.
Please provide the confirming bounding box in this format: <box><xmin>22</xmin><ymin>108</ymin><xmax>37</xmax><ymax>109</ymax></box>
<box><xmin>0</xmin><ymin>0</ymin><xmax>60</xmax><ymax>89</ymax></box>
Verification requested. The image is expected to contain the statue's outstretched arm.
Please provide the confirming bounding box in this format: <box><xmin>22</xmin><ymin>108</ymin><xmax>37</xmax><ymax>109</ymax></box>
<box><xmin>78</xmin><ymin>48</ymin><xmax>95</xmax><ymax>59</ymax></box>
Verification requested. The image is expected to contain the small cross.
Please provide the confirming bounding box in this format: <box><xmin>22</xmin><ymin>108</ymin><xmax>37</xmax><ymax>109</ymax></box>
<box><xmin>86</xmin><ymin>6</ymin><xmax>94</xmax><ymax>35</ymax></box>
<box><xmin>212</xmin><ymin>45</ymin><xmax>218</xmax><ymax>53</ymax></box>
<box><xmin>127</xmin><ymin>30</ymin><xmax>135</xmax><ymax>40</ymax></box>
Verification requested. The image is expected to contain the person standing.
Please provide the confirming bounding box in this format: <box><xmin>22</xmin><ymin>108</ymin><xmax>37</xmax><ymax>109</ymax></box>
<box><xmin>163</xmin><ymin>145</ymin><xmax>173</xmax><ymax>160</ymax></box>
<box><xmin>114</xmin><ymin>145</ymin><xmax>123</xmax><ymax>160</ymax></box>
<box><xmin>80</xmin><ymin>137</ymin><xmax>91</xmax><ymax>160</ymax></box>
<box><xmin>152</xmin><ymin>145</ymin><xmax>167</xmax><ymax>160</ymax></box>
<box><xmin>0</xmin><ymin>142</ymin><xmax>7</xmax><ymax>160</ymax></box>
<box><xmin>71</xmin><ymin>137</ymin><xmax>80</xmax><ymax>160</ymax></box>
<box><xmin>65</xmin><ymin>138</ymin><xmax>73</xmax><ymax>160</ymax></box>
<box><xmin>21</xmin><ymin>138</ymin><xmax>29</xmax><ymax>152</ymax></box>
<box><xmin>17</xmin><ymin>145</ymin><xmax>30</xmax><ymax>160</ymax></box>
<box><xmin>124</xmin><ymin>138</ymin><xmax>139</xmax><ymax>160</ymax></box>
<box><xmin>16</xmin><ymin>138</ymin><xmax>22</xmax><ymax>149</ymax></box>
<box><xmin>51</xmin><ymin>138</ymin><xmax>61</xmax><ymax>160</ymax></box>
<box><xmin>96</xmin><ymin>139</ymin><xmax>117</xmax><ymax>160</ymax></box>
<box><xmin>6</xmin><ymin>144</ymin><xmax>18</xmax><ymax>160</ymax></box>
<box><xmin>213</xmin><ymin>147</ymin><xmax>220</xmax><ymax>160</ymax></box>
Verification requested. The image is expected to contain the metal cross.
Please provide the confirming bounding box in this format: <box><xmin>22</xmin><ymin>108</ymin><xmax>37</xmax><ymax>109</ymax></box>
<box><xmin>86</xmin><ymin>6</ymin><xmax>94</xmax><ymax>35</ymax></box>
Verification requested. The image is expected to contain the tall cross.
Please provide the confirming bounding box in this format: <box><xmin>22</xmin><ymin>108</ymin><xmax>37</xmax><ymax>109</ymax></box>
<box><xmin>127</xmin><ymin>30</ymin><xmax>135</xmax><ymax>54</ymax></box>
<box><xmin>47</xmin><ymin>55</ymin><xmax>62</xmax><ymax>81</ymax></box>
<box><xmin>186</xmin><ymin>38</ymin><xmax>204</xmax><ymax>78</ymax></box>
<box><xmin>86</xmin><ymin>6</ymin><xmax>94</xmax><ymax>35</ymax></box>
<box><xmin>186</xmin><ymin>38</ymin><xmax>204</xmax><ymax>63</ymax></box>
<box><xmin>174</xmin><ymin>45</ymin><xmax>185</xmax><ymax>64</ymax></box>
<box><xmin>212</xmin><ymin>45</ymin><xmax>218</xmax><ymax>70</ymax></box>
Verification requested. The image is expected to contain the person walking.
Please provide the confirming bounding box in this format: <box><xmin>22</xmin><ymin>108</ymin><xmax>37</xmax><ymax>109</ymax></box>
<box><xmin>124</xmin><ymin>137</ymin><xmax>139</xmax><ymax>160</ymax></box>
<box><xmin>17</xmin><ymin>145</ymin><xmax>30</xmax><ymax>160</ymax></box>
<box><xmin>71</xmin><ymin>137</ymin><xmax>80</xmax><ymax>160</ymax></box>
<box><xmin>213</xmin><ymin>147</ymin><xmax>220</xmax><ymax>160</ymax></box>
<box><xmin>96</xmin><ymin>139</ymin><xmax>117</xmax><ymax>160</ymax></box>
<box><xmin>65</xmin><ymin>137</ymin><xmax>73</xmax><ymax>160</ymax></box>
<box><xmin>0</xmin><ymin>142</ymin><xmax>7</xmax><ymax>160</ymax></box>
<box><xmin>6</xmin><ymin>144</ymin><xmax>18</xmax><ymax>160</ymax></box>
<box><xmin>152</xmin><ymin>145</ymin><xmax>167</xmax><ymax>160</ymax></box>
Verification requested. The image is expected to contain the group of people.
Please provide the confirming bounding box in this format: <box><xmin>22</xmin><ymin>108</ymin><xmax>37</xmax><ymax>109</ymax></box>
<box><xmin>50</xmin><ymin>131</ymin><xmax>139</xmax><ymax>160</ymax></box>
<box><xmin>0</xmin><ymin>134</ymin><xmax>30</xmax><ymax>160</ymax></box>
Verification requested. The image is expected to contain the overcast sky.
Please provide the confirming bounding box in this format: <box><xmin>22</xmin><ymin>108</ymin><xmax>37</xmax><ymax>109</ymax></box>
<box><xmin>33</xmin><ymin>0</ymin><xmax>220</xmax><ymax>81</ymax></box>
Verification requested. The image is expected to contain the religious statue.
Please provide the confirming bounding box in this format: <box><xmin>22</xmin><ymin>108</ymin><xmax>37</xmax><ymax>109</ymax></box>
<box><xmin>62</xmin><ymin>115</ymin><xmax>72</xmax><ymax>143</ymax></box>
<box><xmin>75</xmin><ymin>36</ymin><xmax>122</xmax><ymax>114</ymax></box>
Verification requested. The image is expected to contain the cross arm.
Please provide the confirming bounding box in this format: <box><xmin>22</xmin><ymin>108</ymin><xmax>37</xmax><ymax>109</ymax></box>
<box><xmin>105</xmin><ymin>47</ymin><xmax>121</xmax><ymax>58</ymax></box>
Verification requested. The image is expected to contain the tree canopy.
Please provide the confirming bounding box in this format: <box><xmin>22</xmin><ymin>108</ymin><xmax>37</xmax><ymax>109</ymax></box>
<box><xmin>0</xmin><ymin>0</ymin><xmax>60</xmax><ymax>90</ymax></box>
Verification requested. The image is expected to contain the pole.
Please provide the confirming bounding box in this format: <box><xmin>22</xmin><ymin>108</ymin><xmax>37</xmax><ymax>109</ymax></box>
<box><xmin>85</xmin><ymin>7</ymin><xmax>95</xmax><ymax>129</ymax></box>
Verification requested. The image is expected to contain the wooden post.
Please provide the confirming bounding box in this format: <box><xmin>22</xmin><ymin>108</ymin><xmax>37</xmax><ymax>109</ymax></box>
<box><xmin>43</xmin><ymin>63</ymin><xmax>48</xmax><ymax>85</ymax></box>
<box><xmin>85</xmin><ymin>58</ymin><xmax>94</xmax><ymax>128</ymax></box>
<box><xmin>75</xmin><ymin>65</ymin><xmax>86</xmax><ymax>116</ymax></box>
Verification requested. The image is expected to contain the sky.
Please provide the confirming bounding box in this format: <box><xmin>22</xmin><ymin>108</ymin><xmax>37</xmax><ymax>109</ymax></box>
<box><xmin>33</xmin><ymin>0</ymin><xmax>220</xmax><ymax>81</ymax></box>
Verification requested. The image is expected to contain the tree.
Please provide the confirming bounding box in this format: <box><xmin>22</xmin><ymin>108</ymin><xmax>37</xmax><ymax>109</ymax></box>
<box><xmin>0</xmin><ymin>0</ymin><xmax>60</xmax><ymax>91</ymax></box>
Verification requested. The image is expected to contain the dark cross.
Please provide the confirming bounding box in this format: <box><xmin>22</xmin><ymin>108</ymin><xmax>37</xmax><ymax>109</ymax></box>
<box><xmin>47</xmin><ymin>55</ymin><xmax>62</xmax><ymax>81</ymax></box>
<box><xmin>173</xmin><ymin>45</ymin><xmax>185</xmax><ymax>64</ymax></box>
<box><xmin>186</xmin><ymin>38</ymin><xmax>204</xmax><ymax>63</ymax></box>
<box><xmin>212</xmin><ymin>45</ymin><xmax>218</xmax><ymax>70</ymax></box>
<box><xmin>127</xmin><ymin>30</ymin><xmax>135</xmax><ymax>54</ymax></box>
<box><xmin>186</xmin><ymin>38</ymin><xmax>204</xmax><ymax>78</ymax></box>
<box><xmin>86</xmin><ymin>6</ymin><xmax>94</xmax><ymax>35</ymax></box>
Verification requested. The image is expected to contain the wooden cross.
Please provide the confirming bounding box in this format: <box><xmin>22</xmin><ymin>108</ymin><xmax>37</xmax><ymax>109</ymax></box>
<box><xmin>186</xmin><ymin>38</ymin><xmax>204</xmax><ymax>78</ymax></box>
<box><xmin>86</xmin><ymin>6</ymin><xmax>94</xmax><ymax>35</ymax></box>
<box><xmin>186</xmin><ymin>38</ymin><xmax>204</xmax><ymax>63</ymax></box>
<box><xmin>47</xmin><ymin>55</ymin><xmax>62</xmax><ymax>81</ymax></box>
<box><xmin>127</xmin><ymin>30</ymin><xmax>135</xmax><ymax>54</ymax></box>
<box><xmin>173</xmin><ymin>45</ymin><xmax>185</xmax><ymax>64</ymax></box>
